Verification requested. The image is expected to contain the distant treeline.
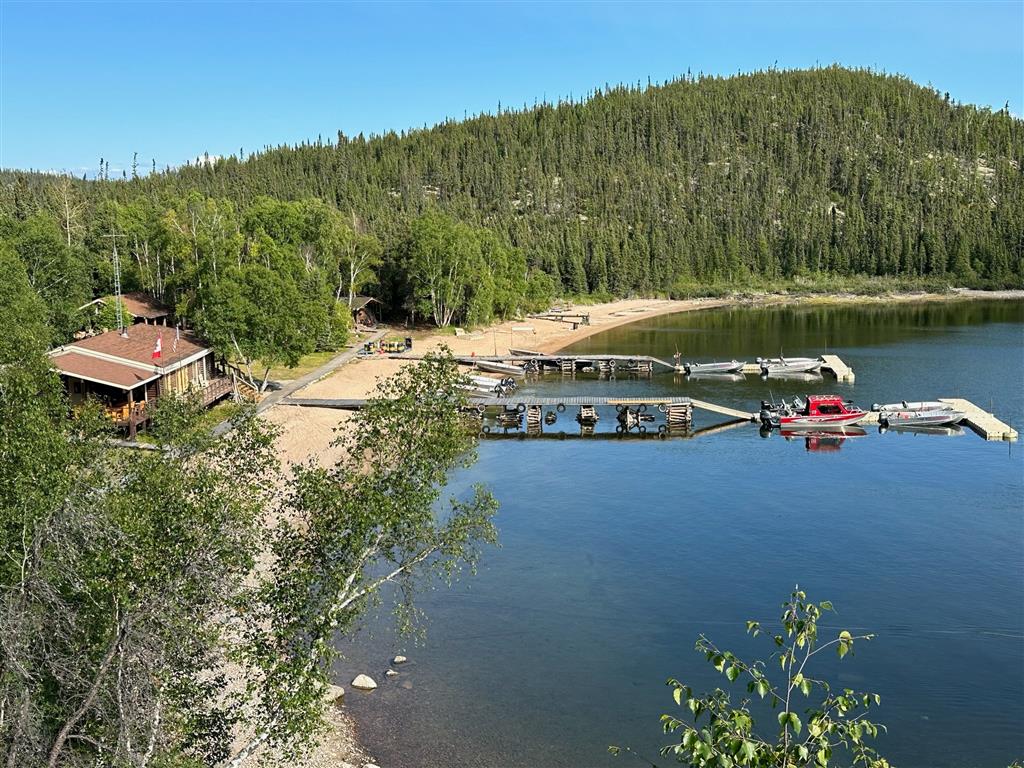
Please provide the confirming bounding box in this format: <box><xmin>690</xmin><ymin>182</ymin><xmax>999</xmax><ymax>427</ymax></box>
<box><xmin>1</xmin><ymin>66</ymin><xmax>1022</xmax><ymax>345</ymax></box>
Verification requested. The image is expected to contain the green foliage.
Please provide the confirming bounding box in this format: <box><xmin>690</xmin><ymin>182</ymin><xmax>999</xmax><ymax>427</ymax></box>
<box><xmin>613</xmin><ymin>589</ymin><xmax>889</xmax><ymax>768</ymax></box>
<box><xmin>232</xmin><ymin>348</ymin><xmax>498</xmax><ymax>760</ymax></box>
<box><xmin>1</xmin><ymin>342</ymin><xmax>498</xmax><ymax>766</ymax></box>
<box><xmin>0</xmin><ymin>244</ymin><xmax>53</xmax><ymax>358</ymax></box>
<box><xmin>93</xmin><ymin>297</ymin><xmax>135</xmax><ymax>331</ymax></box>
<box><xmin>4</xmin><ymin>67</ymin><xmax>1018</xmax><ymax>335</ymax></box>
<box><xmin>196</xmin><ymin>262</ymin><xmax>321</xmax><ymax>391</ymax></box>
<box><xmin>0</xmin><ymin>213</ymin><xmax>91</xmax><ymax>342</ymax></box>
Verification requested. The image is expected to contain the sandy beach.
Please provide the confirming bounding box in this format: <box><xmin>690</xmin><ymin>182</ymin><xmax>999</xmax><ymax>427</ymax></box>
<box><xmin>263</xmin><ymin>297</ymin><xmax>724</xmax><ymax>465</ymax></box>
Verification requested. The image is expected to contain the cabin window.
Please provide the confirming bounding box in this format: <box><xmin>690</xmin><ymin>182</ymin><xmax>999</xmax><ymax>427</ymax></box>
<box><xmin>816</xmin><ymin>404</ymin><xmax>841</xmax><ymax>414</ymax></box>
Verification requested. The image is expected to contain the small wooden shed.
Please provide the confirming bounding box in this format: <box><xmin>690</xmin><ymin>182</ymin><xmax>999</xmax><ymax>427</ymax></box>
<box><xmin>349</xmin><ymin>296</ymin><xmax>381</xmax><ymax>327</ymax></box>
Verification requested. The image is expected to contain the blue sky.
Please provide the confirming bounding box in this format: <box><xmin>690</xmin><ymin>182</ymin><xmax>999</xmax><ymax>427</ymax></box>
<box><xmin>1</xmin><ymin>1</ymin><xmax>1021</xmax><ymax>176</ymax></box>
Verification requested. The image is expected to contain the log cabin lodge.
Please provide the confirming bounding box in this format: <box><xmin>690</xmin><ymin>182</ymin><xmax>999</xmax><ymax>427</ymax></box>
<box><xmin>49</xmin><ymin>324</ymin><xmax>233</xmax><ymax>437</ymax></box>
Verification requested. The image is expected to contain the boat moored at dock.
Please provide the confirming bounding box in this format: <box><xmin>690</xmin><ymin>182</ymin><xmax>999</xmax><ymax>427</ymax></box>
<box><xmin>757</xmin><ymin>356</ymin><xmax>823</xmax><ymax>375</ymax></box>
<box><xmin>760</xmin><ymin>394</ymin><xmax>868</xmax><ymax>429</ymax></box>
<box><xmin>474</xmin><ymin>360</ymin><xmax>527</xmax><ymax>377</ymax></box>
<box><xmin>681</xmin><ymin>360</ymin><xmax>746</xmax><ymax>375</ymax></box>
<box><xmin>872</xmin><ymin>400</ymin><xmax>966</xmax><ymax>427</ymax></box>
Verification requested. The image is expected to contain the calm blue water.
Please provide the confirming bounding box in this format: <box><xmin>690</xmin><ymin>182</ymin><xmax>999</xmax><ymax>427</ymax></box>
<box><xmin>337</xmin><ymin>300</ymin><xmax>1024</xmax><ymax>768</ymax></box>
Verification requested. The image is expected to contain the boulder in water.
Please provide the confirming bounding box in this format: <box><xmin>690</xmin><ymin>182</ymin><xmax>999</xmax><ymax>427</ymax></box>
<box><xmin>351</xmin><ymin>674</ymin><xmax>377</xmax><ymax>691</ymax></box>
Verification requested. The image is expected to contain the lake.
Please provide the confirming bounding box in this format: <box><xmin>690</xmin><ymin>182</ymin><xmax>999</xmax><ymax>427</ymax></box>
<box><xmin>337</xmin><ymin>299</ymin><xmax>1024</xmax><ymax>768</ymax></box>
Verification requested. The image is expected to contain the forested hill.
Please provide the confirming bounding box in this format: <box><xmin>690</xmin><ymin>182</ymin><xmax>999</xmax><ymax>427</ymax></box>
<box><xmin>2</xmin><ymin>67</ymin><xmax>1023</xmax><ymax>336</ymax></box>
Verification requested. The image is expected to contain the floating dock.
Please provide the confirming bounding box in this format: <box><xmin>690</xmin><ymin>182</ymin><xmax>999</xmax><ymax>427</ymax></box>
<box><xmin>939</xmin><ymin>398</ymin><xmax>1017</xmax><ymax>441</ymax></box>
<box><xmin>737</xmin><ymin>355</ymin><xmax>854</xmax><ymax>381</ymax></box>
<box><xmin>284</xmin><ymin>393</ymin><xmax>1011</xmax><ymax>442</ymax></box>
<box><xmin>389</xmin><ymin>352</ymin><xmax>856</xmax><ymax>381</ymax></box>
<box><xmin>820</xmin><ymin>355</ymin><xmax>856</xmax><ymax>383</ymax></box>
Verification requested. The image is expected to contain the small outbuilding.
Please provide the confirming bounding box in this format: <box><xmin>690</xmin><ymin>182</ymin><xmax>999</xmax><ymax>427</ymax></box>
<box><xmin>349</xmin><ymin>295</ymin><xmax>381</xmax><ymax>328</ymax></box>
<box><xmin>78</xmin><ymin>292</ymin><xmax>171</xmax><ymax>329</ymax></box>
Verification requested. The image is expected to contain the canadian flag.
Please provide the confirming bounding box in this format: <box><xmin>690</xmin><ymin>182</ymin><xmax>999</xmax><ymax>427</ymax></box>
<box><xmin>151</xmin><ymin>333</ymin><xmax>162</xmax><ymax>361</ymax></box>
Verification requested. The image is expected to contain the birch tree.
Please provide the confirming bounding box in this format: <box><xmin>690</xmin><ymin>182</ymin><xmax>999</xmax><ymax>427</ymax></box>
<box><xmin>45</xmin><ymin>175</ymin><xmax>85</xmax><ymax>248</ymax></box>
<box><xmin>611</xmin><ymin>589</ymin><xmax>892</xmax><ymax>768</ymax></box>
<box><xmin>1</xmin><ymin>262</ymin><xmax>498</xmax><ymax>768</ymax></box>
<box><xmin>406</xmin><ymin>210</ymin><xmax>483</xmax><ymax>327</ymax></box>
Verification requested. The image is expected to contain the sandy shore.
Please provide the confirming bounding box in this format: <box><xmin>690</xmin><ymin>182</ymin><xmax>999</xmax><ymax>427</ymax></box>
<box><xmin>262</xmin><ymin>297</ymin><xmax>723</xmax><ymax>465</ymax></box>
<box><xmin>265</xmin><ymin>289</ymin><xmax>1023</xmax><ymax>468</ymax></box>
<box><xmin>263</xmin><ymin>287</ymin><xmax>1021</xmax><ymax>766</ymax></box>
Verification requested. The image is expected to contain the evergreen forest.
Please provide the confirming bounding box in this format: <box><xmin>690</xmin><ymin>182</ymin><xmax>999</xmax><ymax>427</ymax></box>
<box><xmin>2</xmin><ymin>66</ymin><xmax>1022</xmax><ymax>350</ymax></box>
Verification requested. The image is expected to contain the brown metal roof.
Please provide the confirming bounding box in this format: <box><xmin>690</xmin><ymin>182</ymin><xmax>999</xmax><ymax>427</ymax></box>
<box><xmin>68</xmin><ymin>324</ymin><xmax>209</xmax><ymax>368</ymax></box>
<box><xmin>349</xmin><ymin>295</ymin><xmax>380</xmax><ymax>311</ymax></box>
<box><xmin>51</xmin><ymin>350</ymin><xmax>159</xmax><ymax>390</ymax></box>
<box><xmin>117</xmin><ymin>292</ymin><xmax>170</xmax><ymax>319</ymax></box>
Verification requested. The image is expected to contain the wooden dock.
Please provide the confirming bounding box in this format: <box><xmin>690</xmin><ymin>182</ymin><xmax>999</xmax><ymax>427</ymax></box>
<box><xmin>285</xmin><ymin>398</ymin><xmax>368</xmax><ymax>410</ymax></box>
<box><xmin>838</xmin><ymin>399</ymin><xmax>1016</xmax><ymax>441</ymax></box>
<box><xmin>689</xmin><ymin>398</ymin><xmax>757</xmax><ymax>421</ymax></box>
<box><xmin>528</xmin><ymin>311</ymin><xmax>591</xmax><ymax>326</ymax></box>
<box><xmin>470</xmin><ymin>395</ymin><xmax>693</xmax><ymax>408</ymax></box>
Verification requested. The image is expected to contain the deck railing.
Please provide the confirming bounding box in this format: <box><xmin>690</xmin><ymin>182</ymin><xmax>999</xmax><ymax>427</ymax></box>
<box><xmin>198</xmin><ymin>376</ymin><xmax>233</xmax><ymax>406</ymax></box>
<box><xmin>102</xmin><ymin>377</ymin><xmax>233</xmax><ymax>425</ymax></box>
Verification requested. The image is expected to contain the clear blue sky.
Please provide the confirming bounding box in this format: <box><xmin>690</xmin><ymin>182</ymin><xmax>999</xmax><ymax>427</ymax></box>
<box><xmin>1</xmin><ymin>1</ymin><xmax>1021</xmax><ymax>176</ymax></box>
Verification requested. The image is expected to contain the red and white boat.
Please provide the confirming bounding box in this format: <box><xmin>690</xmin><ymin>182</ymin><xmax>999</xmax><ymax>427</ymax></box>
<box><xmin>760</xmin><ymin>395</ymin><xmax>868</xmax><ymax>430</ymax></box>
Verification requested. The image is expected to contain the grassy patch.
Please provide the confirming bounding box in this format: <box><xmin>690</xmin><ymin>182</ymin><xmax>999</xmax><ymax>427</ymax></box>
<box><xmin>134</xmin><ymin>399</ymin><xmax>242</xmax><ymax>444</ymax></box>
<box><xmin>262</xmin><ymin>351</ymin><xmax>339</xmax><ymax>382</ymax></box>
<box><xmin>195</xmin><ymin>400</ymin><xmax>242</xmax><ymax>432</ymax></box>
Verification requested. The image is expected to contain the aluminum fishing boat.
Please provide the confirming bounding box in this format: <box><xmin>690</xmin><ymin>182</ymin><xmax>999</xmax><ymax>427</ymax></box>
<box><xmin>760</xmin><ymin>395</ymin><xmax>868</xmax><ymax>429</ymax></box>
<box><xmin>685</xmin><ymin>372</ymin><xmax>746</xmax><ymax>382</ymax></box>
<box><xmin>872</xmin><ymin>400</ymin><xmax>965</xmax><ymax>427</ymax></box>
<box><xmin>475</xmin><ymin>360</ymin><xmax>526</xmax><ymax>377</ymax></box>
<box><xmin>757</xmin><ymin>356</ymin><xmax>823</xmax><ymax>375</ymax></box>
<box><xmin>682</xmin><ymin>360</ymin><xmax>746</xmax><ymax>375</ymax></box>
<box><xmin>509</xmin><ymin>348</ymin><xmax>543</xmax><ymax>357</ymax></box>
<box><xmin>881</xmin><ymin>424</ymin><xmax>964</xmax><ymax>437</ymax></box>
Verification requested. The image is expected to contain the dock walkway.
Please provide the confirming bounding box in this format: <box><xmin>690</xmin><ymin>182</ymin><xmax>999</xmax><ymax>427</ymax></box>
<box><xmin>820</xmin><ymin>354</ymin><xmax>855</xmax><ymax>382</ymax></box>
<box><xmin>280</xmin><ymin>396</ymin><xmax>1014</xmax><ymax>441</ymax></box>
<box><xmin>939</xmin><ymin>398</ymin><xmax>1018</xmax><ymax>441</ymax></box>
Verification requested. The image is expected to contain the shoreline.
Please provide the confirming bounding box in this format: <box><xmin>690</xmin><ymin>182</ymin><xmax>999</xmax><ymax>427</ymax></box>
<box><xmin>538</xmin><ymin>288</ymin><xmax>1024</xmax><ymax>354</ymax></box>
<box><xmin>267</xmin><ymin>286</ymin><xmax>1022</xmax><ymax>767</ymax></box>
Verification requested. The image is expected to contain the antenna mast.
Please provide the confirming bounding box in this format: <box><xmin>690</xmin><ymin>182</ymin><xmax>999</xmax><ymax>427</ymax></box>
<box><xmin>103</xmin><ymin>229</ymin><xmax>127</xmax><ymax>337</ymax></box>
